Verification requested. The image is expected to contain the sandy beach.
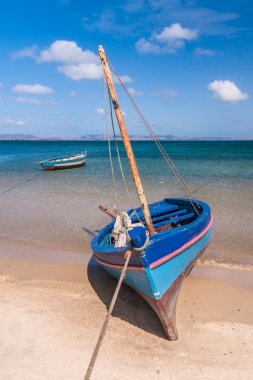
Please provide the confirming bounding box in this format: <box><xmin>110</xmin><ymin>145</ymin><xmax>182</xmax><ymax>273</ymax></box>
<box><xmin>0</xmin><ymin>241</ymin><xmax>252</xmax><ymax>380</ymax></box>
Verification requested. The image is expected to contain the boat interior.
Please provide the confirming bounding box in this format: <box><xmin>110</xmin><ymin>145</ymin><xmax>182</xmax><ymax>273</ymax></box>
<box><xmin>45</xmin><ymin>152</ymin><xmax>86</xmax><ymax>163</ymax></box>
<box><xmin>130</xmin><ymin>199</ymin><xmax>199</xmax><ymax>233</ymax></box>
<box><xmin>99</xmin><ymin>199</ymin><xmax>201</xmax><ymax>248</ymax></box>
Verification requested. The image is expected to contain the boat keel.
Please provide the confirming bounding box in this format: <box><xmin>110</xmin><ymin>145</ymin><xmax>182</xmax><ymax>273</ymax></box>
<box><xmin>137</xmin><ymin>261</ymin><xmax>196</xmax><ymax>340</ymax></box>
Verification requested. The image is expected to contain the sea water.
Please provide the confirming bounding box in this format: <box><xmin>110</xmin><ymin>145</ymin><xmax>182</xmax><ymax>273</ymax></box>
<box><xmin>0</xmin><ymin>140</ymin><xmax>252</xmax><ymax>266</ymax></box>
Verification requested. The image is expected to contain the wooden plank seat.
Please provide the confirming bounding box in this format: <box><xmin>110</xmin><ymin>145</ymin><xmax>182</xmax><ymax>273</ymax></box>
<box><xmin>131</xmin><ymin>203</ymin><xmax>179</xmax><ymax>223</ymax></box>
<box><xmin>154</xmin><ymin>212</ymin><xmax>195</xmax><ymax>228</ymax></box>
<box><xmin>138</xmin><ymin>209</ymin><xmax>188</xmax><ymax>226</ymax></box>
<box><xmin>152</xmin><ymin>209</ymin><xmax>188</xmax><ymax>223</ymax></box>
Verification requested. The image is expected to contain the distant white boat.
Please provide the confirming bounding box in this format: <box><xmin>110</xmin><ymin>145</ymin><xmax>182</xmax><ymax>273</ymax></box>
<box><xmin>38</xmin><ymin>152</ymin><xmax>87</xmax><ymax>170</ymax></box>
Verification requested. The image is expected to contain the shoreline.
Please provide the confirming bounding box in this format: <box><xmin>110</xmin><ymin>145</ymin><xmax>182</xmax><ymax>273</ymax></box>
<box><xmin>1</xmin><ymin>236</ymin><xmax>253</xmax><ymax>271</ymax></box>
<box><xmin>0</xmin><ymin>242</ymin><xmax>253</xmax><ymax>379</ymax></box>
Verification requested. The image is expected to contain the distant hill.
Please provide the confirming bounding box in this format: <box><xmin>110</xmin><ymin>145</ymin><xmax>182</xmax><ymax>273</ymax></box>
<box><xmin>0</xmin><ymin>134</ymin><xmax>251</xmax><ymax>141</ymax></box>
<box><xmin>0</xmin><ymin>134</ymin><xmax>39</xmax><ymax>140</ymax></box>
<box><xmin>79</xmin><ymin>134</ymin><xmax>246</xmax><ymax>141</ymax></box>
<box><xmin>0</xmin><ymin>134</ymin><xmax>63</xmax><ymax>140</ymax></box>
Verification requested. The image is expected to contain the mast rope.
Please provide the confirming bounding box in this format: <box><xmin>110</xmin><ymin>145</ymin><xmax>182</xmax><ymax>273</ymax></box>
<box><xmin>109</xmin><ymin>60</ymin><xmax>200</xmax><ymax>215</ymax></box>
<box><xmin>84</xmin><ymin>250</ymin><xmax>132</xmax><ymax>380</ymax></box>
<box><xmin>108</xmin><ymin>87</ymin><xmax>143</xmax><ymax>224</ymax></box>
<box><xmin>102</xmin><ymin>75</ymin><xmax>121</xmax><ymax>213</ymax></box>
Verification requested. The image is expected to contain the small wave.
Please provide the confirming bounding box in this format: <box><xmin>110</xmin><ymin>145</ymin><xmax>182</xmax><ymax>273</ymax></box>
<box><xmin>196</xmin><ymin>259</ymin><xmax>253</xmax><ymax>272</ymax></box>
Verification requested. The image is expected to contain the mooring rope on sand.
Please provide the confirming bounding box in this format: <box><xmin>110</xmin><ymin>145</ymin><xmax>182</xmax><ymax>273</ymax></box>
<box><xmin>0</xmin><ymin>171</ymin><xmax>42</xmax><ymax>196</ymax></box>
<box><xmin>84</xmin><ymin>250</ymin><xmax>132</xmax><ymax>380</ymax></box>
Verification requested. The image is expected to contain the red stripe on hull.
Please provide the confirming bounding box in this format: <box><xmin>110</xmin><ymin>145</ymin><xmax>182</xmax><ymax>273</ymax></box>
<box><xmin>94</xmin><ymin>216</ymin><xmax>213</xmax><ymax>271</ymax></box>
<box><xmin>42</xmin><ymin>162</ymin><xmax>85</xmax><ymax>170</ymax></box>
<box><xmin>150</xmin><ymin>216</ymin><xmax>213</xmax><ymax>269</ymax></box>
<box><xmin>95</xmin><ymin>257</ymin><xmax>144</xmax><ymax>271</ymax></box>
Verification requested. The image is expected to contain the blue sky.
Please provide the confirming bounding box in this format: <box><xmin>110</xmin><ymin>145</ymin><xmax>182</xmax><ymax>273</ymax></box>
<box><xmin>0</xmin><ymin>0</ymin><xmax>252</xmax><ymax>138</ymax></box>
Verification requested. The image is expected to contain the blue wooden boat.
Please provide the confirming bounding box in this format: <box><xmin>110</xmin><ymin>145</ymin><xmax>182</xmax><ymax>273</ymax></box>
<box><xmin>38</xmin><ymin>152</ymin><xmax>86</xmax><ymax>170</ymax></box>
<box><xmin>91</xmin><ymin>46</ymin><xmax>213</xmax><ymax>340</ymax></box>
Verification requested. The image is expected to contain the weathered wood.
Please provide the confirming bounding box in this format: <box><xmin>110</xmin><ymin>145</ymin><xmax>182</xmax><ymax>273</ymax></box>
<box><xmin>98</xmin><ymin>204</ymin><xmax>116</xmax><ymax>219</ymax></box>
<box><xmin>98</xmin><ymin>45</ymin><xmax>155</xmax><ymax>235</ymax></box>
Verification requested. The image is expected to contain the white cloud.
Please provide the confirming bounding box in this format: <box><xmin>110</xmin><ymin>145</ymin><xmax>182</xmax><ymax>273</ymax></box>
<box><xmin>12</xmin><ymin>45</ymin><xmax>37</xmax><ymax>59</ymax></box>
<box><xmin>114</xmin><ymin>74</ymin><xmax>133</xmax><ymax>84</ymax></box>
<box><xmin>12</xmin><ymin>83</ymin><xmax>54</xmax><ymax>94</ymax></box>
<box><xmin>37</xmin><ymin>40</ymin><xmax>102</xmax><ymax>80</ymax></box>
<box><xmin>135</xmin><ymin>38</ymin><xmax>163</xmax><ymax>54</ymax></box>
<box><xmin>208</xmin><ymin>80</ymin><xmax>248</xmax><ymax>103</ymax></box>
<box><xmin>127</xmin><ymin>87</ymin><xmax>143</xmax><ymax>96</ymax></box>
<box><xmin>136</xmin><ymin>23</ymin><xmax>198</xmax><ymax>55</ymax></box>
<box><xmin>155</xmin><ymin>23</ymin><xmax>198</xmax><ymax>42</ymax></box>
<box><xmin>195</xmin><ymin>48</ymin><xmax>216</xmax><ymax>56</ymax></box>
<box><xmin>16</xmin><ymin>97</ymin><xmax>41</xmax><ymax>105</ymax></box>
<box><xmin>1</xmin><ymin>118</ymin><xmax>26</xmax><ymax>126</ymax></box>
<box><xmin>96</xmin><ymin>108</ymin><xmax>105</xmax><ymax>115</ymax></box>
<box><xmin>58</xmin><ymin>63</ymin><xmax>102</xmax><ymax>80</ymax></box>
<box><xmin>69</xmin><ymin>90</ymin><xmax>78</xmax><ymax>97</ymax></box>
<box><xmin>38</xmin><ymin>40</ymin><xmax>99</xmax><ymax>64</ymax></box>
<box><xmin>154</xmin><ymin>88</ymin><xmax>179</xmax><ymax>100</ymax></box>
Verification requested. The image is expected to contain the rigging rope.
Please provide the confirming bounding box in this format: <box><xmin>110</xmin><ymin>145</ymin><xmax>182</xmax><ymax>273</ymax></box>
<box><xmin>109</xmin><ymin>60</ymin><xmax>200</xmax><ymax>215</ymax></box>
<box><xmin>84</xmin><ymin>250</ymin><xmax>132</xmax><ymax>380</ymax></box>
<box><xmin>103</xmin><ymin>75</ymin><xmax>120</xmax><ymax>213</ymax></box>
<box><xmin>108</xmin><ymin>88</ymin><xmax>143</xmax><ymax>224</ymax></box>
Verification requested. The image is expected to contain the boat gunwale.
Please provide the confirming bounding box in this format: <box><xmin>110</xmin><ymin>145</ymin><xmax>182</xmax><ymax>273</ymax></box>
<box><xmin>40</xmin><ymin>151</ymin><xmax>86</xmax><ymax>164</ymax></box>
<box><xmin>91</xmin><ymin>198</ymin><xmax>211</xmax><ymax>254</ymax></box>
<box><xmin>93</xmin><ymin>216</ymin><xmax>213</xmax><ymax>271</ymax></box>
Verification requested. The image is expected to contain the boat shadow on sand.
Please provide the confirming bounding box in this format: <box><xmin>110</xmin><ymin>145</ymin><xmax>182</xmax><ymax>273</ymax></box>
<box><xmin>87</xmin><ymin>255</ymin><xmax>167</xmax><ymax>339</ymax></box>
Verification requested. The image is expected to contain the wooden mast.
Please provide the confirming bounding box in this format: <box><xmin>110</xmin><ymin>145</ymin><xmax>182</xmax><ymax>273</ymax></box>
<box><xmin>98</xmin><ymin>45</ymin><xmax>155</xmax><ymax>236</ymax></box>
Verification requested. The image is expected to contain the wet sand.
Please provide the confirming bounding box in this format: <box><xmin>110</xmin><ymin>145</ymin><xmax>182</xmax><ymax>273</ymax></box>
<box><xmin>0</xmin><ymin>242</ymin><xmax>253</xmax><ymax>380</ymax></box>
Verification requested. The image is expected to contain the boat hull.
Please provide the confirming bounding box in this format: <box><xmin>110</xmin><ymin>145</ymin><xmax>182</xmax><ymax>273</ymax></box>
<box><xmin>91</xmin><ymin>198</ymin><xmax>212</xmax><ymax>339</ymax></box>
<box><xmin>41</xmin><ymin>159</ymin><xmax>85</xmax><ymax>170</ymax></box>
<box><xmin>40</xmin><ymin>153</ymin><xmax>86</xmax><ymax>170</ymax></box>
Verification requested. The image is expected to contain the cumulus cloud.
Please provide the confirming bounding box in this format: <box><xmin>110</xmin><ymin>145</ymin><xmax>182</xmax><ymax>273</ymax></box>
<box><xmin>12</xmin><ymin>45</ymin><xmax>37</xmax><ymax>59</ymax></box>
<box><xmin>195</xmin><ymin>47</ymin><xmax>216</xmax><ymax>56</ymax></box>
<box><xmin>1</xmin><ymin>118</ymin><xmax>26</xmax><ymax>126</ymax></box>
<box><xmin>36</xmin><ymin>40</ymin><xmax>104</xmax><ymax>81</ymax></box>
<box><xmin>96</xmin><ymin>108</ymin><xmax>105</xmax><ymax>115</ymax></box>
<box><xmin>69</xmin><ymin>90</ymin><xmax>78</xmax><ymax>97</ymax></box>
<box><xmin>38</xmin><ymin>40</ymin><xmax>99</xmax><ymax>64</ymax></box>
<box><xmin>16</xmin><ymin>97</ymin><xmax>41</xmax><ymax>105</ymax></box>
<box><xmin>58</xmin><ymin>63</ymin><xmax>102</xmax><ymax>80</ymax></box>
<box><xmin>114</xmin><ymin>74</ymin><xmax>133</xmax><ymax>84</ymax></box>
<box><xmin>135</xmin><ymin>38</ymin><xmax>163</xmax><ymax>54</ymax></box>
<box><xmin>155</xmin><ymin>23</ymin><xmax>198</xmax><ymax>42</ymax></box>
<box><xmin>12</xmin><ymin>84</ymin><xmax>54</xmax><ymax>94</ymax></box>
<box><xmin>136</xmin><ymin>23</ymin><xmax>198</xmax><ymax>54</ymax></box>
<box><xmin>127</xmin><ymin>87</ymin><xmax>143</xmax><ymax>96</ymax></box>
<box><xmin>208</xmin><ymin>80</ymin><xmax>248</xmax><ymax>103</ymax></box>
<box><xmin>154</xmin><ymin>88</ymin><xmax>179</xmax><ymax>100</ymax></box>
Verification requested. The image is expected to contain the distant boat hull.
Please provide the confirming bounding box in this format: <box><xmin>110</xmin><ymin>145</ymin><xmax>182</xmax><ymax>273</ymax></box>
<box><xmin>91</xmin><ymin>198</ymin><xmax>212</xmax><ymax>340</ymax></box>
<box><xmin>39</xmin><ymin>152</ymin><xmax>86</xmax><ymax>170</ymax></box>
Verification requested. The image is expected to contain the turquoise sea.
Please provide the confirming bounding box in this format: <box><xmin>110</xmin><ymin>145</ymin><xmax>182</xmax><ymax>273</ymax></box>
<box><xmin>0</xmin><ymin>140</ymin><xmax>253</xmax><ymax>266</ymax></box>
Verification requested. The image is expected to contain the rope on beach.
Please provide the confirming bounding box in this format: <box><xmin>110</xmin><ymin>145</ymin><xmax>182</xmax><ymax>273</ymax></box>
<box><xmin>0</xmin><ymin>172</ymin><xmax>42</xmax><ymax>196</ymax></box>
<box><xmin>84</xmin><ymin>250</ymin><xmax>132</xmax><ymax>380</ymax></box>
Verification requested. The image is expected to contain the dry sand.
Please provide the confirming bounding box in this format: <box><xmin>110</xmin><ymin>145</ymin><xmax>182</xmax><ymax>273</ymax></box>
<box><xmin>0</xmin><ymin>242</ymin><xmax>253</xmax><ymax>380</ymax></box>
